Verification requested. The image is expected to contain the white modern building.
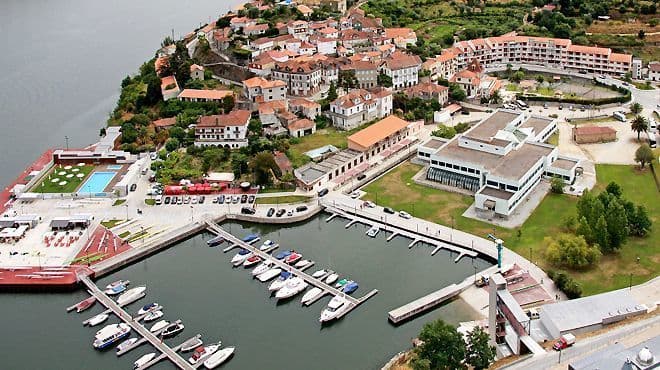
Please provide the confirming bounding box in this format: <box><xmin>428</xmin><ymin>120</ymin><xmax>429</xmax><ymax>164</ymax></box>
<box><xmin>418</xmin><ymin>110</ymin><xmax>580</xmax><ymax>217</ymax></box>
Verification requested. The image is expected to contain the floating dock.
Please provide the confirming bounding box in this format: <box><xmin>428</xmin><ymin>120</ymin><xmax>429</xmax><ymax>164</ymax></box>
<box><xmin>387</xmin><ymin>284</ymin><xmax>463</xmax><ymax>324</ymax></box>
<box><xmin>77</xmin><ymin>275</ymin><xmax>194</xmax><ymax>369</ymax></box>
<box><xmin>206</xmin><ymin>219</ymin><xmax>378</xmax><ymax>318</ymax></box>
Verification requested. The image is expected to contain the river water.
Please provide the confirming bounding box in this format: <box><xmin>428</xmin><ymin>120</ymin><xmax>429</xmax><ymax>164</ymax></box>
<box><xmin>0</xmin><ymin>1</ymin><xmax>492</xmax><ymax>369</ymax></box>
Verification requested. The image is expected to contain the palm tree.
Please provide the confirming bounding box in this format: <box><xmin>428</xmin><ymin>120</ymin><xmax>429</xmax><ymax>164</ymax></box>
<box><xmin>630</xmin><ymin>102</ymin><xmax>643</xmax><ymax>115</ymax></box>
<box><xmin>630</xmin><ymin>115</ymin><xmax>649</xmax><ymax>141</ymax></box>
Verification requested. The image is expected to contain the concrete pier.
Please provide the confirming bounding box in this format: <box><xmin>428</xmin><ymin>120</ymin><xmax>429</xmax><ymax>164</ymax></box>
<box><xmin>136</xmin><ymin>334</ymin><xmax>201</xmax><ymax>370</ymax></box>
<box><xmin>78</xmin><ymin>275</ymin><xmax>194</xmax><ymax>369</ymax></box>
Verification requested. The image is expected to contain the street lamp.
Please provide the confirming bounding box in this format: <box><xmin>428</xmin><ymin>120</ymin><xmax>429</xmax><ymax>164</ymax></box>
<box><xmin>190</xmin><ymin>205</ymin><xmax>194</xmax><ymax>222</ymax></box>
<box><xmin>125</xmin><ymin>204</ymin><xmax>129</xmax><ymax>221</ymax></box>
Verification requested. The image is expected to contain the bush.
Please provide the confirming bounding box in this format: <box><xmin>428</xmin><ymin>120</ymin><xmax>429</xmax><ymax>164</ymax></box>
<box><xmin>549</xmin><ymin>270</ymin><xmax>583</xmax><ymax>298</ymax></box>
<box><xmin>432</xmin><ymin>125</ymin><xmax>457</xmax><ymax>139</ymax></box>
<box><xmin>550</xmin><ymin>177</ymin><xmax>564</xmax><ymax>194</ymax></box>
<box><xmin>545</xmin><ymin>234</ymin><xmax>601</xmax><ymax>269</ymax></box>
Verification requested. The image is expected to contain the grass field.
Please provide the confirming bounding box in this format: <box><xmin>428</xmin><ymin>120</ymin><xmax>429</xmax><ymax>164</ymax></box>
<box><xmin>286</xmin><ymin>127</ymin><xmax>350</xmax><ymax>168</ymax></box>
<box><xmin>255</xmin><ymin>195</ymin><xmax>312</xmax><ymax>204</ymax></box>
<box><xmin>362</xmin><ymin>162</ymin><xmax>659</xmax><ymax>295</ymax></box>
<box><xmin>33</xmin><ymin>165</ymin><xmax>95</xmax><ymax>193</ymax></box>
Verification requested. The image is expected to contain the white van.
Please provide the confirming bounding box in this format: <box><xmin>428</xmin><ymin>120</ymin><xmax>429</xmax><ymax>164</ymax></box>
<box><xmin>155</xmin><ymin>195</ymin><xmax>163</xmax><ymax>205</ymax></box>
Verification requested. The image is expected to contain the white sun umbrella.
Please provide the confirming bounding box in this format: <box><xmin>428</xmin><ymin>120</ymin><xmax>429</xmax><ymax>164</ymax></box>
<box><xmin>76</xmin><ymin>173</ymin><xmax>85</xmax><ymax>178</ymax></box>
<box><xmin>51</xmin><ymin>178</ymin><xmax>60</xmax><ymax>183</ymax></box>
<box><xmin>59</xmin><ymin>181</ymin><xmax>67</xmax><ymax>186</ymax></box>
<box><xmin>64</xmin><ymin>165</ymin><xmax>72</xmax><ymax>170</ymax></box>
<box><xmin>66</xmin><ymin>174</ymin><xmax>74</xmax><ymax>178</ymax></box>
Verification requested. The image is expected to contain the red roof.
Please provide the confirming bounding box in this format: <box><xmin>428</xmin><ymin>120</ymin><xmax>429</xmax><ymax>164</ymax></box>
<box><xmin>574</xmin><ymin>126</ymin><xmax>617</xmax><ymax>135</ymax></box>
<box><xmin>197</xmin><ymin>110</ymin><xmax>251</xmax><ymax>127</ymax></box>
<box><xmin>152</xmin><ymin>117</ymin><xmax>176</xmax><ymax>128</ymax></box>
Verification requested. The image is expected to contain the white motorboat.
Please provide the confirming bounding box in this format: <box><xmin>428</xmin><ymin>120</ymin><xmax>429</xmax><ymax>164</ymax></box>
<box><xmin>258</xmin><ymin>240</ymin><xmax>274</xmax><ymax>251</ymax></box>
<box><xmin>203</xmin><ymin>346</ymin><xmax>235</xmax><ymax>369</ymax></box>
<box><xmin>143</xmin><ymin>310</ymin><xmax>164</xmax><ymax>322</ymax></box>
<box><xmin>137</xmin><ymin>302</ymin><xmax>159</xmax><ymax>316</ymax></box>
<box><xmin>230</xmin><ymin>249</ymin><xmax>251</xmax><ymax>266</ymax></box>
<box><xmin>181</xmin><ymin>337</ymin><xmax>203</xmax><ymax>352</ymax></box>
<box><xmin>116</xmin><ymin>337</ymin><xmax>139</xmax><ymax>353</ymax></box>
<box><xmin>149</xmin><ymin>320</ymin><xmax>170</xmax><ymax>333</ymax></box>
<box><xmin>251</xmin><ymin>261</ymin><xmax>274</xmax><ymax>276</ymax></box>
<box><xmin>325</xmin><ymin>273</ymin><xmax>339</xmax><ymax>285</ymax></box>
<box><xmin>161</xmin><ymin>322</ymin><xmax>184</xmax><ymax>337</ymax></box>
<box><xmin>105</xmin><ymin>279</ymin><xmax>130</xmax><ymax>290</ymax></box>
<box><xmin>311</xmin><ymin>269</ymin><xmax>327</xmax><ymax>278</ymax></box>
<box><xmin>87</xmin><ymin>313</ymin><xmax>109</xmax><ymax>327</ymax></box>
<box><xmin>242</xmin><ymin>254</ymin><xmax>262</xmax><ymax>267</ymax></box>
<box><xmin>134</xmin><ymin>353</ymin><xmax>156</xmax><ymax>369</ymax></box>
<box><xmin>257</xmin><ymin>268</ymin><xmax>282</xmax><ymax>282</ymax></box>
<box><xmin>104</xmin><ymin>283</ymin><xmax>128</xmax><ymax>296</ymax></box>
<box><xmin>117</xmin><ymin>286</ymin><xmax>146</xmax><ymax>305</ymax></box>
<box><xmin>275</xmin><ymin>277</ymin><xmax>308</xmax><ymax>299</ymax></box>
<box><xmin>319</xmin><ymin>296</ymin><xmax>351</xmax><ymax>322</ymax></box>
<box><xmin>366</xmin><ymin>226</ymin><xmax>379</xmax><ymax>237</ymax></box>
<box><xmin>268</xmin><ymin>272</ymin><xmax>293</xmax><ymax>291</ymax></box>
<box><xmin>301</xmin><ymin>287</ymin><xmax>324</xmax><ymax>305</ymax></box>
<box><xmin>93</xmin><ymin>323</ymin><xmax>131</xmax><ymax>349</ymax></box>
<box><xmin>189</xmin><ymin>343</ymin><xmax>221</xmax><ymax>365</ymax></box>
<box><xmin>294</xmin><ymin>259</ymin><xmax>312</xmax><ymax>268</ymax></box>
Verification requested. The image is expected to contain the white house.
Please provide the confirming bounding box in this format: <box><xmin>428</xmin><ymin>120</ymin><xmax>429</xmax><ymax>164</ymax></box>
<box><xmin>194</xmin><ymin>110</ymin><xmax>251</xmax><ymax>149</ymax></box>
<box><xmin>190</xmin><ymin>64</ymin><xmax>205</xmax><ymax>81</ymax></box>
<box><xmin>271</xmin><ymin>60</ymin><xmax>322</xmax><ymax>96</ymax></box>
<box><xmin>380</xmin><ymin>52</ymin><xmax>422</xmax><ymax>89</ymax></box>
<box><xmin>328</xmin><ymin>88</ymin><xmax>392</xmax><ymax>130</ymax></box>
<box><xmin>242</xmin><ymin>77</ymin><xmax>287</xmax><ymax>105</ymax></box>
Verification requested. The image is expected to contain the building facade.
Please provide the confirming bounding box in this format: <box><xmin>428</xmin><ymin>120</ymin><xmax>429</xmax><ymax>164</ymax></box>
<box><xmin>194</xmin><ymin>110</ymin><xmax>251</xmax><ymax>148</ymax></box>
<box><xmin>328</xmin><ymin>88</ymin><xmax>392</xmax><ymax>130</ymax></box>
<box><xmin>271</xmin><ymin>60</ymin><xmax>322</xmax><ymax>96</ymax></box>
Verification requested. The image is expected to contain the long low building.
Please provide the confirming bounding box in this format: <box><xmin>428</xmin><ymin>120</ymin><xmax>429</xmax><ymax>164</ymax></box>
<box><xmin>418</xmin><ymin>110</ymin><xmax>580</xmax><ymax>217</ymax></box>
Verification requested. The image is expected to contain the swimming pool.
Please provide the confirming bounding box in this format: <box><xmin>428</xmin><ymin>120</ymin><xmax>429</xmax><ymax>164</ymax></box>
<box><xmin>79</xmin><ymin>172</ymin><xmax>116</xmax><ymax>193</ymax></box>
<box><xmin>107</xmin><ymin>165</ymin><xmax>122</xmax><ymax>170</ymax></box>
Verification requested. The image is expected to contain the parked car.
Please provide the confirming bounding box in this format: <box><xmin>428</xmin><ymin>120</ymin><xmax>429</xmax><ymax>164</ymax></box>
<box><xmin>318</xmin><ymin>188</ymin><xmax>329</xmax><ymax>197</ymax></box>
<box><xmin>240</xmin><ymin>195</ymin><xmax>248</xmax><ymax>203</ymax></box>
<box><xmin>363</xmin><ymin>201</ymin><xmax>376</xmax><ymax>208</ymax></box>
<box><xmin>130</xmin><ymin>184</ymin><xmax>137</xmax><ymax>192</ymax></box>
<box><xmin>198</xmin><ymin>196</ymin><xmax>205</xmax><ymax>204</ymax></box>
<box><xmin>150</xmin><ymin>152</ymin><xmax>158</xmax><ymax>160</ymax></box>
<box><xmin>232</xmin><ymin>196</ymin><xmax>239</xmax><ymax>204</ymax></box>
<box><xmin>460</xmin><ymin>110</ymin><xmax>470</xmax><ymax>115</ymax></box>
<box><xmin>267</xmin><ymin>208</ymin><xmax>275</xmax><ymax>217</ymax></box>
<box><xmin>398</xmin><ymin>211</ymin><xmax>412</xmax><ymax>219</ymax></box>
<box><xmin>241</xmin><ymin>207</ymin><xmax>256</xmax><ymax>215</ymax></box>
<box><xmin>191</xmin><ymin>196</ymin><xmax>198</xmax><ymax>204</ymax></box>
<box><xmin>276</xmin><ymin>209</ymin><xmax>286</xmax><ymax>217</ymax></box>
<box><xmin>212</xmin><ymin>197</ymin><xmax>218</xmax><ymax>204</ymax></box>
<box><xmin>177</xmin><ymin>197</ymin><xmax>183</xmax><ymax>205</ymax></box>
<box><xmin>383</xmin><ymin>207</ymin><xmax>395</xmax><ymax>214</ymax></box>
<box><xmin>553</xmin><ymin>334</ymin><xmax>575</xmax><ymax>351</ymax></box>
<box><xmin>287</xmin><ymin>210</ymin><xmax>294</xmax><ymax>216</ymax></box>
<box><xmin>296</xmin><ymin>205</ymin><xmax>308</xmax><ymax>212</ymax></box>
<box><xmin>248</xmin><ymin>195</ymin><xmax>255</xmax><ymax>203</ymax></box>
<box><xmin>164</xmin><ymin>196</ymin><xmax>171</xmax><ymax>205</ymax></box>
<box><xmin>357</xmin><ymin>174</ymin><xmax>366</xmax><ymax>181</ymax></box>
<box><xmin>350</xmin><ymin>191</ymin><xmax>360</xmax><ymax>199</ymax></box>
<box><xmin>218</xmin><ymin>195</ymin><xmax>225</xmax><ymax>204</ymax></box>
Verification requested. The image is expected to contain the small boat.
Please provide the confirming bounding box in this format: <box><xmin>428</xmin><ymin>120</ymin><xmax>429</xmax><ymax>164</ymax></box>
<box><xmin>366</xmin><ymin>226</ymin><xmax>379</xmax><ymax>237</ymax></box>
<box><xmin>203</xmin><ymin>346</ymin><xmax>235</xmax><ymax>369</ymax></box>
<box><xmin>117</xmin><ymin>286</ymin><xmax>146</xmax><ymax>306</ymax></box>
<box><xmin>206</xmin><ymin>235</ymin><xmax>225</xmax><ymax>247</ymax></box>
<box><xmin>88</xmin><ymin>313</ymin><xmax>109</xmax><ymax>327</ymax></box>
<box><xmin>268</xmin><ymin>271</ymin><xmax>292</xmax><ymax>291</ymax></box>
<box><xmin>181</xmin><ymin>337</ymin><xmax>203</xmax><ymax>352</ymax></box>
<box><xmin>311</xmin><ymin>269</ymin><xmax>327</xmax><ymax>278</ymax></box>
<box><xmin>189</xmin><ymin>343</ymin><xmax>221</xmax><ymax>365</ymax></box>
<box><xmin>75</xmin><ymin>297</ymin><xmax>96</xmax><ymax>313</ymax></box>
<box><xmin>137</xmin><ymin>302</ymin><xmax>159</xmax><ymax>316</ymax></box>
<box><xmin>275</xmin><ymin>277</ymin><xmax>309</xmax><ymax>299</ymax></box>
<box><xmin>257</xmin><ymin>267</ymin><xmax>282</xmax><ymax>282</ymax></box>
<box><xmin>143</xmin><ymin>310</ymin><xmax>164</xmax><ymax>322</ymax></box>
<box><xmin>335</xmin><ymin>279</ymin><xmax>350</xmax><ymax>288</ymax></box>
<box><xmin>274</xmin><ymin>250</ymin><xmax>292</xmax><ymax>260</ymax></box>
<box><xmin>301</xmin><ymin>287</ymin><xmax>324</xmax><ymax>305</ymax></box>
<box><xmin>294</xmin><ymin>259</ymin><xmax>311</xmax><ymax>268</ymax></box>
<box><xmin>251</xmin><ymin>261</ymin><xmax>274</xmax><ymax>276</ymax></box>
<box><xmin>285</xmin><ymin>252</ymin><xmax>302</xmax><ymax>265</ymax></box>
<box><xmin>149</xmin><ymin>320</ymin><xmax>169</xmax><ymax>333</ymax></box>
<box><xmin>320</xmin><ymin>296</ymin><xmax>351</xmax><ymax>322</ymax></box>
<box><xmin>325</xmin><ymin>273</ymin><xmax>339</xmax><ymax>285</ymax></box>
<box><xmin>116</xmin><ymin>337</ymin><xmax>138</xmax><ymax>353</ymax></box>
<box><xmin>342</xmin><ymin>282</ymin><xmax>359</xmax><ymax>294</ymax></box>
<box><xmin>161</xmin><ymin>322</ymin><xmax>184</xmax><ymax>338</ymax></box>
<box><xmin>104</xmin><ymin>283</ymin><xmax>128</xmax><ymax>296</ymax></box>
<box><xmin>93</xmin><ymin>323</ymin><xmax>131</xmax><ymax>349</ymax></box>
<box><xmin>105</xmin><ymin>279</ymin><xmax>130</xmax><ymax>290</ymax></box>
<box><xmin>242</xmin><ymin>234</ymin><xmax>260</xmax><ymax>244</ymax></box>
<box><xmin>134</xmin><ymin>353</ymin><xmax>156</xmax><ymax>369</ymax></box>
<box><xmin>258</xmin><ymin>240</ymin><xmax>274</xmax><ymax>251</ymax></box>
<box><xmin>243</xmin><ymin>255</ymin><xmax>262</xmax><ymax>267</ymax></box>
<box><xmin>230</xmin><ymin>249</ymin><xmax>251</xmax><ymax>265</ymax></box>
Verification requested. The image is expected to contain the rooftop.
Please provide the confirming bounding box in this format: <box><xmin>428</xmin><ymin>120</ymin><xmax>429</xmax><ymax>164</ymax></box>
<box><xmin>197</xmin><ymin>110</ymin><xmax>251</xmax><ymax>127</ymax></box>
<box><xmin>178</xmin><ymin>89</ymin><xmax>233</xmax><ymax>100</ymax></box>
<box><xmin>348</xmin><ymin>115</ymin><xmax>410</xmax><ymax>150</ymax></box>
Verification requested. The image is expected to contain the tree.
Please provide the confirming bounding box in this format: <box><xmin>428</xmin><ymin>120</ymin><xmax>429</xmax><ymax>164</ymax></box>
<box><xmin>510</xmin><ymin>70</ymin><xmax>525</xmax><ymax>83</ymax></box>
<box><xmin>221</xmin><ymin>96</ymin><xmax>235</xmax><ymax>114</ymax></box>
<box><xmin>550</xmin><ymin>177</ymin><xmax>564</xmax><ymax>194</ymax></box>
<box><xmin>449</xmin><ymin>83</ymin><xmax>467</xmax><ymax>101</ymax></box>
<box><xmin>168</xmin><ymin>126</ymin><xmax>186</xmax><ymax>141</ymax></box>
<box><xmin>634</xmin><ymin>144</ymin><xmax>654</xmax><ymax>169</ymax></box>
<box><xmin>605</xmin><ymin>199</ymin><xmax>628</xmax><ymax>251</ymax></box>
<box><xmin>432</xmin><ymin>125</ymin><xmax>457</xmax><ymax>139</ymax></box>
<box><xmin>545</xmin><ymin>234</ymin><xmax>601</xmax><ymax>269</ymax></box>
<box><xmin>99</xmin><ymin>127</ymin><xmax>107</xmax><ymax>137</ymax></box>
<box><xmin>465</xmin><ymin>326</ymin><xmax>496</xmax><ymax>370</ymax></box>
<box><xmin>593</xmin><ymin>215</ymin><xmax>610</xmax><ymax>252</ymax></box>
<box><xmin>489</xmin><ymin>89</ymin><xmax>502</xmax><ymax>104</ymax></box>
<box><xmin>378</xmin><ymin>73</ymin><xmax>393</xmax><ymax>88</ymax></box>
<box><xmin>631</xmin><ymin>115</ymin><xmax>649</xmax><ymax>141</ymax></box>
<box><xmin>638</xmin><ymin>29</ymin><xmax>645</xmax><ymax>39</ymax></box>
<box><xmin>248</xmin><ymin>118</ymin><xmax>263</xmax><ymax>136</ymax></box>
<box><xmin>416</xmin><ymin>319</ymin><xmax>466</xmax><ymax>370</ymax></box>
<box><xmin>327</xmin><ymin>81</ymin><xmax>338</xmax><ymax>101</ymax></box>
<box><xmin>249</xmin><ymin>151</ymin><xmax>279</xmax><ymax>185</ymax></box>
<box><xmin>338</xmin><ymin>70</ymin><xmax>357</xmax><ymax>90</ymax></box>
<box><xmin>165</xmin><ymin>138</ymin><xmax>180</xmax><ymax>152</ymax></box>
<box><xmin>629</xmin><ymin>205</ymin><xmax>652</xmax><ymax>237</ymax></box>
<box><xmin>630</xmin><ymin>103</ymin><xmax>644</xmax><ymax>114</ymax></box>
<box><xmin>605</xmin><ymin>182</ymin><xmax>622</xmax><ymax>198</ymax></box>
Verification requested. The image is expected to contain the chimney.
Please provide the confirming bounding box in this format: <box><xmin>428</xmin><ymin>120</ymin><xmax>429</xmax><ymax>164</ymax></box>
<box><xmin>216</xmin><ymin>117</ymin><xmax>219</xmax><ymax>125</ymax></box>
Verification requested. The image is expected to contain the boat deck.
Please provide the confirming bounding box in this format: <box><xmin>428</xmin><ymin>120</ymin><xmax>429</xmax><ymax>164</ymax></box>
<box><xmin>206</xmin><ymin>219</ymin><xmax>378</xmax><ymax>319</ymax></box>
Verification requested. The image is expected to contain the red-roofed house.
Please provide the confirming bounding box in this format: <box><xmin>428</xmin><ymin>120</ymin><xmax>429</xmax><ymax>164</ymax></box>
<box><xmin>161</xmin><ymin>76</ymin><xmax>180</xmax><ymax>101</ymax></box>
<box><xmin>384</xmin><ymin>28</ymin><xmax>417</xmax><ymax>49</ymax></box>
<box><xmin>243</xmin><ymin>77</ymin><xmax>287</xmax><ymax>106</ymax></box>
<box><xmin>329</xmin><ymin>88</ymin><xmax>393</xmax><ymax>130</ymax></box>
<box><xmin>178</xmin><ymin>89</ymin><xmax>234</xmax><ymax>103</ymax></box>
<box><xmin>274</xmin><ymin>151</ymin><xmax>293</xmax><ymax>175</ymax></box>
<box><xmin>271</xmin><ymin>60</ymin><xmax>322</xmax><ymax>96</ymax></box>
<box><xmin>289</xmin><ymin>98</ymin><xmax>322</xmax><ymax>120</ymax></box>
<box><xmin>152</xmin><ymin>117</ymin><xmax>177</xmax><ymax>131</ymax></box>
<box><xmin>288</xmin><ymin>118</ymin><xmax>316</xmax><ymax>138</ymax></box>
<box><xmin>244</xmin><ymin>23</ymin><xmax>269</xmax><ymax>37</ymax></box>
<box><xmin>404</xmin><ymin>82</ymin><xmax>449</xmax><ymax>105</ymax></box>
<box><xmin>572</xmin><ymin>126</ymin><xmax>617</xmax><ymax>144</ymax></box>
<box><xmin>194</xmin><ymin>110</ymin><xmax>252</xmax><ymax>148</ymax></box>
<box><xmin>380</xmin><ymin>52</ymin><xmax>422</xmax><ymax>89</ymax></box>
<box><xmin>190</xmin><ymin>64</ymin><xmax>205</xmax><ymax>81</ymax></box>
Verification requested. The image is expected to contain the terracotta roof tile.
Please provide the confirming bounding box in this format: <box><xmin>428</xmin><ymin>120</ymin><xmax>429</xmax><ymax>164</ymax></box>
<box><xmin>197</xmin><ymin>110</ymin><xmax>251</xmax><ymax>127</ymax></box>
<box><xmin>348</xmin><ymin>115</ymin><xmax>409</xmax><ymax>149</ymax></box>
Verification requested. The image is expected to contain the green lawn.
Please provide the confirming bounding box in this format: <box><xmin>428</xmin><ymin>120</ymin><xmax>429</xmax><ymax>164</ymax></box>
<box><xmin>101</xmin><ymin>219</ymin><xmax>124</xmax><ymax>228</ymax></box>
<box><xmin>362</xmin><ymin>162</ymin><xmax>659</xmax><ymax>295</ymax></box>
<box><xmin>32</xmin><ymin>165</ymin><xmax>95</xmax><ymax>193</ymax></box>
<box><xmin>113</xmin><ymin>199</ymin><xmax>126</xmax><ymax>206</ymax></box>
<box><xmin>286</xmin><ymin>127</ymin><xmax>350</xmax><ymax>168</ymax></box>
<box><xmin>255</xmin><ymin>195</ymin><xmax>312</xmax><ymax>205</ymax></box>
<box><xmin>547</xmin><ymin>132</ymin><xmax>559</xmax><ymax>146</ymax></box>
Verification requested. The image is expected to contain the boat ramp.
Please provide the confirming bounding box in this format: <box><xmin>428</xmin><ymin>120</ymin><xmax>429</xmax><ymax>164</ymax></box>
<box><xmin>206</xmin><ymin>220</ymin><xmax>378</xmax><ymax>320</ymax></box>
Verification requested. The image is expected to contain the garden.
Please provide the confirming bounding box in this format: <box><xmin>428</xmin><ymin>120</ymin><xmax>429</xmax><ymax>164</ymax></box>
<box><xmin>32</xmin><ymin>164</ymin><xmax>95</xmax><ymax>194</ymax></box>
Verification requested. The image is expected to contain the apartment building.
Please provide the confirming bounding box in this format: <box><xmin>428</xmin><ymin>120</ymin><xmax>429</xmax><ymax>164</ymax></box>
<box><xmin>242</xmin><ymin>77</ymin><xmax>287</xmax><ymax>106</ymax></box>
<box><xmin>272</xmin><ymin>59</ymin><xmax>323</xmax><ymax>96</ymax></box>
<box><xmin>194</xmin><ymin>110</ymin><xmax>252</xmax><ymax>149</ymax></box>
<box><xmin>452</xmin><ymin>35</ymin><xmax>632</xmax><ymax>75</ymax></box>
<box><xmin>404</xmin><ymin>82</ymin><xmax>449</xmax><ymax>106</ymax></box>
<box><xmin>328</xmin><ymin>88</ymin><xmax>392</xmax><ymax>130</ymax></box>
<box><xmin>422</xmin><ymin>50</ymin><xmax>459</xmax><ymax>81</ymax></box>
<box><xmin>380</xmin><ymin>51</ymin><xmax>422</xmax><ymax>89</ymax></box>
